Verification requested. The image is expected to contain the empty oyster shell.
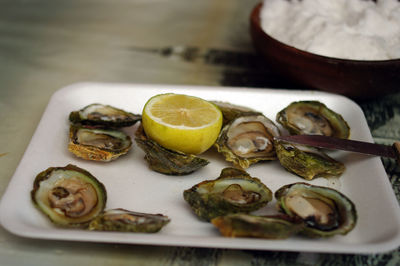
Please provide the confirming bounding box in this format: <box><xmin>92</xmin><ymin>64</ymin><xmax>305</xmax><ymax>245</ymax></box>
<box><xmin>31</xmin><ymin>164</ymin><xmax>107</xmax><ymax>227</ymax></box>
<box><xmin>211</xmin><ymin>214</ymin><xmax>303</xmax><ymax>239</ymax></box>
<box><xmin>135</xmin><ymin>125</ymin><xmax>209</xmax><ymax>175</ymax></box>
<box><xmin>68</xmin><ymin>125</ymin><xmax>132</xmax><ymax>162</ymax></box>
<box><xmin>274</xmin><ymin>139</ymin><xmax>345</xmax><ymax>180</ymax></box>
<box><xmin>69</xmin><ymin>103</ymin><xmax>141</xmax><ymax>127</ymax></box>
<box><xmin>88</xmin><ymin>208</ymin><xmax>170</xmax><ymax>233</ymax></box>
<box><xmin>276</xmin><ymin>101</ymin><xmax>350</xmax><ymax>138</ymax></box>
<box><xmin>275</xmin><ymin>182</ymin><xmax>357</xmax><ymax>237</ymax></box>
<box><xmin>183</xmin><ymin>167</ymin><xmax>273</xmax><ymax>221</ymax></box>
<box><xmin>215</xmin><ymin>114</ymin><xmax>281</xmax><ymax>168</ymax></box>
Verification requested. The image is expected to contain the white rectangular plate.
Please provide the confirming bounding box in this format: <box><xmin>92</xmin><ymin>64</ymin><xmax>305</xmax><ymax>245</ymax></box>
<box><xmin>1</xmin><ymin>83</ymin><xmax>400</xmax><ymax>254</ymax></box>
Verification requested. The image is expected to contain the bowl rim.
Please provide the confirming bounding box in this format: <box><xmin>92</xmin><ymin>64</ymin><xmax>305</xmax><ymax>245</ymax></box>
<box><xmin>251</xmin><ymin>2</ymin><xmax>400</xmax><ymax>65</ymax></box>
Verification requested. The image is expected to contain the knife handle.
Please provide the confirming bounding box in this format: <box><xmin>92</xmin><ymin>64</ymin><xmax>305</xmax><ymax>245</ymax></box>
<box><xmin>393</xmin><ymin>142</ymin><xmax>400</xmax><ymax>163</ymax></box>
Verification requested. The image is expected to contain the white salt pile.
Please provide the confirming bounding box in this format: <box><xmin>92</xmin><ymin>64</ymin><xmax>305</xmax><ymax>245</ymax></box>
<box><xmin>260</xmin><ymin>0</ymin><xmax>400</xmax><ymax>60</ymax></box>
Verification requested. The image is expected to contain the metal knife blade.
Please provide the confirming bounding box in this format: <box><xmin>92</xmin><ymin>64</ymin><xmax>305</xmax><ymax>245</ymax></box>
<box><xmin>274</xmin><ymin>135</ymin><xmax>399</xmax><ymax>160</ymax></box>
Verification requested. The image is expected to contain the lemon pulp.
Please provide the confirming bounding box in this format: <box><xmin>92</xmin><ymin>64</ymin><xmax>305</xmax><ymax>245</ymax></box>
<box><xmin>142</xmin><ymin>93</ymin><xmax>223</xmax><ymax>154</ymax></box>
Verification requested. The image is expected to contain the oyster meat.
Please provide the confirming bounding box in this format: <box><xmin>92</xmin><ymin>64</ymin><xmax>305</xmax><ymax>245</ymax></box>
<box><xmin>69</xmin><ymin>103</ymin><xmax>141</xmax><ymax>127</ymax></box>
<box><xmin>68</xmin><ymin>125</ymin><xmax>132</xmax><ymax>162</ymax></box>
<box><xmin>88</xmin><ymin>208</ymin><xmax>170</xmax><ymax>233</ymax></box>
<box><xmin>211</xmin><ymin>213</ymin><xmax>303</xmax><ymax>239</ymax></box>
<box><xmin>274</xmin><ymin>139</ymin><xmax>345</xmax><ymax>180</ymax></box>
<box><xmin>276</xmin><ymin>101</ymin><xmax>350</xmax><ymax>138</ymax></box>
<box><xmin>215</xmin><ymin>114</ymin><xmax>281</xmax><ymax>169</ymax></box>
<box><xmin>275</xmin><ymin>182</ymin><xmax>357</xmax><ymax>237</ymax></box>
<box><xmin>183</xmin><ymin>167</ymin><xmax>273</xmax><ymax>221</ymax></box>
<box><xmin>31</xmin><ymin>164</ymin><xmax>107</xmax><ymax>227</ymax></box>
<box><xmin>135</xmin><ymin>124</ymin><xmax>209</xmax><ymax>175</ymax></box>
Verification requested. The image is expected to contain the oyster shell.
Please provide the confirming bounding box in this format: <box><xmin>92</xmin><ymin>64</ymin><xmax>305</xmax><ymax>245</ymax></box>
<box><xmin>215</xmin><ymin>114</ymin><xmax>281</xmax><ymax>168</ymax></box>
<box><xmin>88</xmin><ymin>208</ymin><xmax>170</xmax><ymax>233</ymax></box>
<box><xmin>211</xmin><ymin>214</ymin><xmax>303</xmax><ymax>239</ymax></box>
<box><xmin>183</xmin><ymin>167</ymin><xmax>273</xmax><ymax>221</ymax></box>
<box><xmin>135</xmin><ymin>125</ymin><xmax>209</xmax><ymax>175</ymax></box>
<box><xmin>274</xmin><ymin>139</ymin><xmax>345</xmax><ymax>180</ymax></box>
<box><xmin>211</xmin><ymin>101</ymin><xmax>261</xmax><ymax>126</ymax></box>
<box><xmin>69</xmin><ymin>103</ymin><xmax>141</xmax><ymax>127</ymax></box>
<box><xmin>276</xmin><ymin>101</ymin><xmax>350</xmax><ymax>138</ymax></box>
<box><xmin>31</xmin><ymin>164</ymin><xmax>107</xmax><ymax>227</ymax></box>
<box><xmin>275</xmin><ymin>182</ymin><xmax>357</xmax><ymax>237</ymax></box>
<box><xmin>68</xmin><ymin>125</ymin><xmax>132</xmax><ymax>162</ymax></box>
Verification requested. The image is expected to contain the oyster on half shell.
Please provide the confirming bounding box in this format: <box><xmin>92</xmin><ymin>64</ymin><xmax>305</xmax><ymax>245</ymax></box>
<box><xmin>276</xmin><ymin>101</ymin><xmax>350</xmax><ymax>139</ymax></box>
<box><xmin>183</xmin><ymin>167</ymin><xmax>273</xmax><ymax>221</ymax></box>
<box><xmin>31</xmin><ymin>164</ymin><xmax>107</xmax><ymax>227</ymax></box>
<box><xmin>69</xmin><ymin>103</ymin><xmax>141</xmax><ymax>128</ymax></box>
<box><xmin>274</xmin><ymin>139</ymin><xmax>345</xmax><ymax>180</ymax></box>
<box><xmin>68</xmin><ymin>125</ymin><xmax>132</xmax><ymax>162</ymax></box>
<box><xmin>215</xmin><ymin>114</ymin><xmax>281</xmax><ymax>168</ymax></box>
<box><xmin>88</xmin><ymin>208</ymin><xmax>170</xmax><ymax>233</ymax></box>
<box><xmin>275</xmin><ymin>182</ymin><xmax>357</xmax><ymax>237</ymax></box>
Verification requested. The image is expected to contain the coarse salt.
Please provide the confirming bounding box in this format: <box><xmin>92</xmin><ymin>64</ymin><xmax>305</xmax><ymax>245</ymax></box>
<box><xmin>260</xmin><ymin>0</ymin><xmax>400</xmax><ymax>60</ymax></box>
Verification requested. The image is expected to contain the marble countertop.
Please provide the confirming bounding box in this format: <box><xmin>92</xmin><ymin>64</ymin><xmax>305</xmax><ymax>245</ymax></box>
<box><xmin>0</xmin><ymin>1</ymin><xmax>399</xmax><ymax>265</ymax></box>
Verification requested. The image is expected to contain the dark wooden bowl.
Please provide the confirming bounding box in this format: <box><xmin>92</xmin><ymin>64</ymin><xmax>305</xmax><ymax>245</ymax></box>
<box><xmin>250</xmin><ymin>3</ymin><xmax>400</xmax><ymax>100</ymax></box>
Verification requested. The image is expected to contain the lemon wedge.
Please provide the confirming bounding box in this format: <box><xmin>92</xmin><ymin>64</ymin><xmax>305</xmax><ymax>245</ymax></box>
<box><xmin>142</xmin><ymin>93</ymin><xmax>223</xmax><ymax>154</ymax></box>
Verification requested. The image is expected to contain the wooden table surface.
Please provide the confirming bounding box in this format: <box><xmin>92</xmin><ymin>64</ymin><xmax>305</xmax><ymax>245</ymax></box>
<box><xmin>0</xmin><ymin>1</ymin><xmax>399</xmax><ymax>265</ymax></box>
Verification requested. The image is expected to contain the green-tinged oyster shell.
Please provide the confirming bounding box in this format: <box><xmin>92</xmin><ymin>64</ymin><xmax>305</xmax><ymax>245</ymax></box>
<box><xmin>88</xmin><ymin>208</ymin><xmax>170</xmax><ymax>233</ymax></box>
<box><xmin>275</xmin><ymin>182</ymin><xmax>357</xmax><ymax>237</ymax></box>
<box><xmin>274</xmin><ymin>139</ymin><xmax>345</xmax><ymax>180</ymax></box>
<box><xmin>68</xmin><ymin>125</ymin><xmax>132</xmax><ymax>162</ymax></box>
<box><xmin>31</xmin><ymin>164</ymin><xmax>107</xmax><ymax>227</ymax></box>
<box><xmin>211</xmin><ymin>101</ymin><xmax>261</xmax><ymax>126</ymax></box>
<box><xmin>183</xmin><ymin>167</ymin><xmax>273</xmax><ymax>221</ymax></box>
<box><xmin>215</xmin><ymin>114</ymin><xmax>281</xmax><ymax>168</ymax></box>
<box><xmin>69</xmin><ymin>103</ymin><xmax>141</xmax><ymax>127</ymax></box>
<box><xmin>135</xmin><ymin>125</ymin><xmax>209</xmax><ymax>175</ymax></box>
<box><xmin>211</xmin><ymin>214</ymin><xmax>303</xmax><ymax>239</ymax></box>
<box><xmin>276</xmin><ymin>101</ymin><xmax>350</xmax><ymax>138</ymax></box>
